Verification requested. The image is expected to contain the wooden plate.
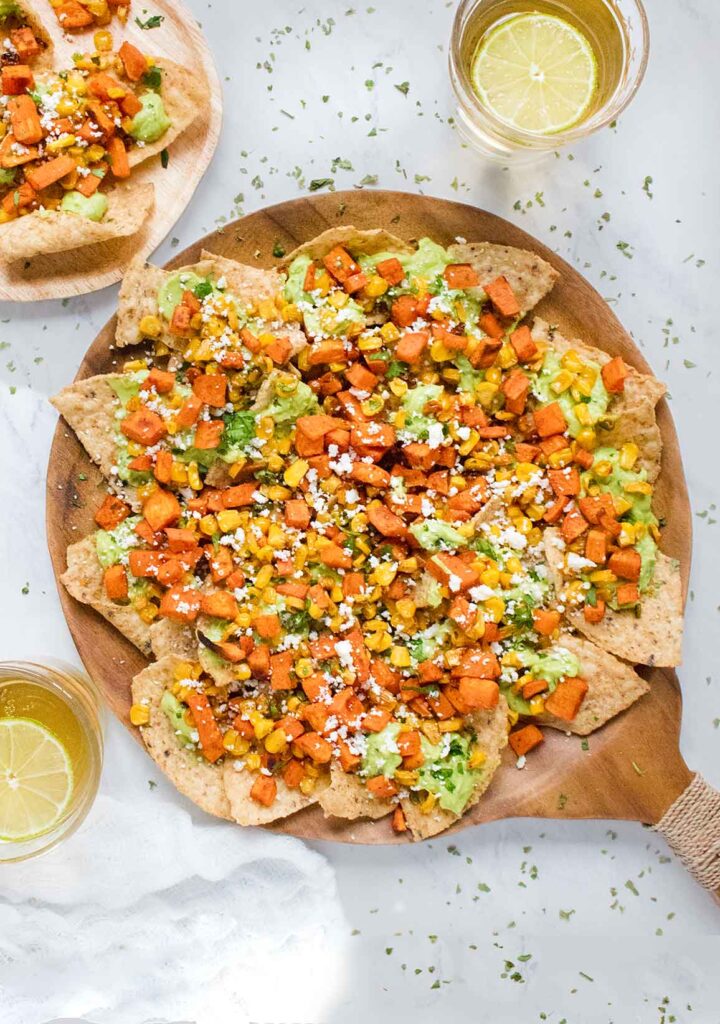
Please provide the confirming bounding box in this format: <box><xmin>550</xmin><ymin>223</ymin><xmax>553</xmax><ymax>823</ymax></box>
<box><xmin>0</xmin><ymin>0</ymin><xmax>221</xmax><ymax>302</ymax></box>
<box><xmin>46</xmin><ymin>190</ymin><xmax>693</xmax><ymax>843</ymax></box>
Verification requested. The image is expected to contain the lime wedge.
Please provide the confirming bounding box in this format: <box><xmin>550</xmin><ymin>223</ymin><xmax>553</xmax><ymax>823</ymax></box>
<box><xmin>471</xmin><ymin>13</ymin><xmax>598</xmax><ymax>135</ymax></box>
<box><xmin>0</xmin><ymin>718</ymin><xmax>74</xmax><ymax>842</ymax></box>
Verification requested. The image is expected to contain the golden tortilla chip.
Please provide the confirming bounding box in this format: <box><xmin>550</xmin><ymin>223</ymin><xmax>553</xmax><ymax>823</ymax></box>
<box><xmin>537</xmin><ymin>634</ymin><xmax>649</xmax><ymax>735</ymax></box>
<box><xmin>282</xmin><ymin>226</ymin><xmax>414</xmax><ymax>265</ymax></box>
<box><xmin>132</xmin><ymin>656</ymin><xmax>232</xmax><ymax>820</ymax></box>
<box><xmin>127</xmin><ymin>59</ymin><xmax>207</xmax><ymax>169</ymax></box>
<box><xmin>0</xmin><ymin>183</ymin><xmax>154</xmax><ymax>263</ymax></box>
<box><xmin>222</xmin><ymin>761</ymin><xmax>324</xmax><ymax>826</ymax></box>
<box><xmin>115</xmin><ymin>252</ymin><xmax>304</xmax><ymax>354</ymax></box>
<box><xmin>402</xmin><ymin>697</ymin><xmax>509</xmax><ymax>841</ymax></box>
<box><xmin>532</xmin><ymin>319</ymin><xmax>665</xmax><ymax>480</ymax></box>
<box><xmin>51</xmin><ymin>372</ymin><xmax>133</xmax><ymax>496</ymax></box>
<box><xmin>61</xmin><ymin>535</ymin><xmax>151</xmax><ymax>656</ymax></box>
<box><xmin>150</xmin><ymin>619</ymin><xmax>197</xmax><ymax>660</ymax></box>
<box><xmin>318</xmin><ymin>764</ymin><xmax>394</xmax><ymax>821</ymax></box>
<box><xmin>448</xmin><ymin>241</ymin><xmax>559</xmax><ymax>315</ymax></box>
<box><xmin>544</xmin><ymin>529</ymin><xmax>683</xmax><ymax>667</ymax></box>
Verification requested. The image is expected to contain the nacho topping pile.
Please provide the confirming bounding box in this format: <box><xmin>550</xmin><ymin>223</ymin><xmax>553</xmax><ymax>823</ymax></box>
<box><xmin>49</xmin><ymin>0</ymin><xmax>131</xmax><ymax>33</ymax></box>
<box><xmin>0</xmin><ymin>32</ymin><xmax>168</xmax><ymax>223</ymax></box>
<box><xmin>56</xmin><ymin>232</ymin><xmax>679</xmax><ymax>838</ymax></box>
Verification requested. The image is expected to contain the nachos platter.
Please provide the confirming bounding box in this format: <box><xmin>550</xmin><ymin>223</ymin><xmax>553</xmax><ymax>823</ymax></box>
<box><xmin>50</xmin><ymin>217</ymin><xmax>684</xmax><ymax>840</ymax></box>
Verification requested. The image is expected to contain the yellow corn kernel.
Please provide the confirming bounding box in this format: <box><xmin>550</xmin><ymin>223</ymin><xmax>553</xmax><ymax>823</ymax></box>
<box><xmin>593</xmin><ymin>460</ymin><xmax>613</xmax><ymax>478</ymax></box>
<box><xmin>398</xmin><ymin>557</ymin><xmax>418</xmax><ymax>573</ymax></box>
<box><xmin>265</xmin><ymin>728</ymin><xmax>289</xmax><ymax>755</ymax></box>
<box><xmin>234</xmin><ymin>664</ymin><xmax>252</xmax><ymax>682</ymax></box>
<box><xmin>395</xmin><ymin>769</ymin><xmax>419</xmax><ymax>786</ymax></box>
<box><xmin>390</xmin><ymin>646</ymin><xmax>411</xmax><ymax>668</ymax></box>
<box><xmin>199</xmin><ymin>514</ymin><xmax>218</xmax><ymax>536</ymax></box>
<box><xmin>281</xmin><ymin>302</ymin><xmax>302</xmax><ymax>323</ymax></box>
<box><xmin>380</xmin><ymin>321</ymin><xmax>400</xmax><ymax>343</ymax></box>
<box><xmin>265</xmin><ymin>453</ymin><xmax>283</xmax><ymax>473</ymax></box>
<box><xmin>299</xmin><ymin>777</ymin><xmax>316</xmax><ymax>796</ymax></box>
<box><xmin>254</xmin><ymin>565</ymin><xmax>274</xmax><ymax>590</ymax></box>
<box><xmin>55</xmin><ymin>96</ymin><xmax>77</xmax><ymax>117</ymax></box>
<box><xmin>613</xmin><ymin>496</ymin><xmax>633</xmax><ymax>517</ymax></box>
<box><xmin>589</xmin><ymin>569</ymin><xmax>617</xmax><ymax>584</ymax></box>
<box><xmin>267</xmin><ymin>524</ymin><xmax>288</xmax><ymax>549</ymax></box>
<box><xmin>358</xmin><ymin>335</ymin><xmax>383</xmax><ymax>353</ymax></box>
<box><xmin>187</xmin><ymin>461</ymin><xmax>202</xmax><ymax>491</ymax></box>
<box><xmin>573</xmin><ymin>402</ymin><xmax>593</xmax><ymax>427</ymax></box>
<box><xmin>253</xmin><ymin>718</ymin><xmax>274</xmax><ymax>741</ymax></box>
<box><xmin>284</xmin><ymin>459</ymin><xmax>309</xmax><ymax>488</ymax></box>
<box><xmin>295</xmin><ymin>658</ymin><xmax>313</xmax><ymax>679</ymax></box>
<box><xmin>371</xmin><ymin>562</ymin><xmax>397</xmax><ymax>587</ymax></box>
<box><xmin>395</xmin><ymin>598</ymin><xmax>416</xmax><ymax>619</ymax></box>
<box><xmin>438</xmin><ymin>718</ymin><xmax>463</xmax><ymax>733</ymax></box>
<box><xmin>617</xmin><ymin>442</ymin><xmax>639</xmax><ymax>471</ymax></box>
<box><xmin>430</xmin><ymin>339</ymin><xmax>454</xmax><ymax>362</ymax></box>
<box><xmin>625</xmin><ymin>480</ymin><xmax>652</xmax><ymax>495</ymax></box>
<box><xmin>245</xmin><ymin>752</ymin><xmax>262</xmax><ymax>772</ymax></box>
<box><xmin>480</xmin><ymin>568</ymin><xmax>500</xmax><ymax>588</ymax></box>
<box><xmin>328</xmin><ymin>290</ymin><xmax>349</xmax><ymax>309</ymax></box>
<box><xmin>94</xmin><ymin>29</ymin><xmax>113</xmax><ymax>50</ymax></box>
<box><xmin>575</xmin><ymin>428</ymin><xmax>597</xmax><ymax>451</ymax></box>
<box><xmin>618</xmin><ymin>523</ymin><xmax>636</xmax><ymax>547</ymax></box>
<box><xmin>419</xmin><ymin>793</ymin><xmax>437</xmax><ymax>814</ymax></box>
<box><xmin>484</xmin><ymin>596</ymin><xmax>506</xmax><ymax>623</ymax></box>
<box><xmin>216</xmin><ymin>510</ymin><xmax>243</xmax><ymax>533</ymax></box>
<box><xmin>476</xmin><ymin>381</ymin><xmax>498</xmax><ymax>407</ymax></box>
<box><xmin>458</xmin><ymin>430</ymin><xmax>480</xmax><ymax>457</ymax></box>
<box><xmin>365</xmin><ymin>630</ymin><xmax>392</xmax><ymax>652</ymax></box>
<box><xmin>469</xmin><ymin>748</ymin><xmax>487</xmax><ymax>769</ymax></box>
<box><xmin>364</xmin><ymin>275</ymin><xmax>388</xmax><ymax>298</ymax></box>
<box><xmin>560</xmin><ymin>350</ymin><xmax>584</xmax><ymax>373</ymax></box>
<box><xmin>389</xmin><ymin>378</ymin><xmax>408</xmax><ymax>397</ymax></box>
<box><xmin>129</xmin><ymin>703</ymin><xmax>149</xmax><ymax>726</ymax></box>
<box><xmin>551</xmin><ymin>369</ymin><xmax>575</xmax><ymax>394</ymax></box>
<box><xmin>548</xmin><ymin>448</ymin><xmax>573</xmax><ymax>468</ymax></box>
<box><xmin>528</xmin><ymin>696</ymin><xmax>546</xmax><ymax>715</ymax></box>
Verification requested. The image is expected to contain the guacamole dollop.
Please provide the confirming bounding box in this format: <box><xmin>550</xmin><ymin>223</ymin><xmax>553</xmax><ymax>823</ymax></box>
<box><xmin>157</xmin><ymin>271</ymin><xmax>209</xmax><ymax>320</ymax></box>
<box><xmin>129</xmin><ymin>92</ymin><xmax>172</xmax><ymax>144</ymax></box>
<box><xmin>519</xmin><ymin>645</ymin><xmax>581</xmax><ymax>686</ymax></box>
<box><xmin>262</xmin><ymin>379</ymin><xmax>318</xmax><ymax>428</ymax></box>
<box><xmin>401</xmin><ymin>383</ymin><xmax>443</xmax><ymax>442</ymax></box>
<box><xmin>95</xmin><ymin>516</ymin><xmax>141</xmax><ymax>568</ymax></box>
<box><xmin>60</xmin><ymin>190</ymin><xmax>108</xmax><ymax>222</ymax></box>
<box><xmin>417</xmin><ymin>734</ymin><xmax>480</xmax><ymax>815</ymax></box>
<box><xmin>532</xmin><ymin>350</ymin><xmax>610</xmax><ymax>438</ymax></box>
<box><xmin>360</xmin><ymin>237</ymin><xmax>451</xmax><ymax>284</ymax></box>
<box><xmin>362</xmin><ymin>722</ymin><xmax>402</xmax><ymax>778</ymax></box>
<box><xmin>410</xmin><ymin>519</ymin><xmax>468</xmax><ymax>552</ymax></box>
<box><xmin>160</xmin><ymin>691</ymin><xmax>198</xmax><ymax>747</ymax></box>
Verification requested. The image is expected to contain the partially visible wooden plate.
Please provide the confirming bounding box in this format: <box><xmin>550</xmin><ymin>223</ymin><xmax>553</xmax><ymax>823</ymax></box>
<box><xmin>46</xmin><ymin>191</ymin><xmax>693</xmax><ymax>842</ymax></box>
<box><xmin>0</xmin><ymin>0</ymin><xmax>221</xmax><ymax>301</ymax></box>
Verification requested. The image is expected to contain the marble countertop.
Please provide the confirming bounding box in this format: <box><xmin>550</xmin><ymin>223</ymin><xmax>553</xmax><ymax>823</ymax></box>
<box><xmin>1</xmin><ymin>1</ymin><xmax>719</xmax><ymax>1021</ymax></box>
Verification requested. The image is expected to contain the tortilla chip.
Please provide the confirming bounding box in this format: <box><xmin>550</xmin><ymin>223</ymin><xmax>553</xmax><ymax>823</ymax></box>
<box><xmin>402</xmin><ymin>697</ymin><xmax>509</xmax><ymax>841</ymax></box>
<box><xmin>150</xmin><ymin>619</ymin><xmax>197</xmax><ymax>660</ymax></box>
<box><xmin>51</xmin><ymin>373</ymin><xmax>131</xmax><ymax>494</ymax></box>
<box><xmin>282</xmin><ymin>226</ymin><xmax>414</xmax><ymax>266</ymax></box>
<box><xmin>132</xmin><ymin>656</ymin><xmax>232</xmax><ymax>820</ymax></box>
<box><xmin>61</xmin><ymin>535</ymin><xmax>151</xmax><ymax>656</ymax></box>
<box><xmin>447</xmin><ymin>242</ymin><xmax>559</xmax><ymax>316</ymax></box>
<box><xmin>222</xmin><ymin>761</ymin><xmax>324</xmax><ymax>826</ymax></box>
<box><xmin>318</xmin><ymin>764</ymin><xmax>394</xmax><ymax>821</ymax></box>
<box><xmin>127</xmin><ymin>59</ymin><xmax>207</xmax><ymax>168</ymax></box>
<box><xmin>544</xmin><ymin>529</ymin><xmax>683</xmax><ymax>667</ymax></box>
<box><xmin>532</xmin><ymin>318</ymin><xmax>665</xmax><ymax>480</ymax></box>
<box><xmin>537</xmin><ymin>633</ymin><xmax>649</xmax><ymax>735</ymax></box>
<box><xmin>115</xmin><ymin>252</ymin><xmax>304</xmax><ymax>356</ymax></box>
<box><xmin>0</xmin><ymin>183</ymin><xmax>154</xmax><ymax>262</ymax></box>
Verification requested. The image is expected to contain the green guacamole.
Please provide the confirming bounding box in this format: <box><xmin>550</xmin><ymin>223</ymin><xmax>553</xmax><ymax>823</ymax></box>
<box><xmin>362</xmin><ymin>722</ymin><xmax>402</xmax><ymax>778</ymax></box>
<box><xmin>60</xmin><ymin>190</ymin><xmax>108</xmax><ymax>222</ymax></box>
<box><xmin>129</xmin><ymin>92</ymin><xmax>171</xmax><ymax>144</ymax></box>
<box><xmin>532</xmin><ymin>350</ymin><xmax>610</xmax><ymax>438</ymax></box>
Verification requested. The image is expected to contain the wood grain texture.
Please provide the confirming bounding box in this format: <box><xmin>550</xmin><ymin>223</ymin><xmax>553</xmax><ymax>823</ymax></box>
<box><xmin>0</xmin><ymin>0</ymin><xmax>222</xmax><ymax>302</ymax></box>
<box><xmin>46</xmin><ymin>190</ymin><xmax>693</xmax><ymax>844</ymax></box>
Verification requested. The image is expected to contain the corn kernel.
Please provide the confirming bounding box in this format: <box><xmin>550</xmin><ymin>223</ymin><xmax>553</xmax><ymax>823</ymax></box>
<box><xmin>217</xmin><ymin>510</ymin><xmax>243</xmax><ymax>533</ymax></box>
<box><xmin>199</xmin><ymin>514</ymin><xmax>218</xmax><ymax>536</ymax></box>
<box><xmin>253</xmin><ymin>718</ymin><xmax>274</xmax><ymax>741</ymax></box>
<box><xmin>371</xmin><ymin>562</ymin><xmax>398</xmax><ymax>587</ymax></box>
<box><xmin>389</xmin><ymin>378</ymin><xmax>408</xmax><ymax>397</ymax></box>
<box><xmin>469</xmin><ymin>748</ymin><xmax>487</xmax><ymax>769</ymax></box>
<box><xmin>593</xmin><ymin>460</ymin><xmax>612</xmax><ymax>478</ymax></box>
<box><xmin>187</xmin><ymin>461</ymin><xmax>202</xmax><ymax>491</ymax></box>
<box><xmin>551</xmin><ymin>369</ymin><xmax>575</xmax><ymax>394</ymax></box>
<box><xmin>129</xmin><ymin>703</ymin><xmax>149</xmax><ymax>726</ymax></box>
<box><xmin>299</xmin><ymin>777</ymin><xmax>316</xmax><ymax>796</ymax></box>
<box><xmin>265</xmin><ymin>728</ymin><xmax>289</xmax><ymax>754</ymax></box>
<box><xmin>245</xmin><ymin>752</ymin><xmax>262</xmax><ymax>771</ymax></box>
<box><xmin>625</xmin><ymin>480</ymin><xmax>652</xmax><ymax>495</ymax></box>
<box><xmin>395</xmin><ymin>769</ymin><xmax>419</xmax><ymax>786</ymax></box>
<box><xmin>234</xmin><ymin>664</ymin><xmax>252</xmax><ymax>681</ymax></box>
<box><xmin>364</xmin><ymin>275</ymin><xmax>388</xmax><ymax>297</ymax></box>
<box><xmin>419</xmin><ymin>793</ymin><xmax>437</xmax><ymax>813</ymax></box>
<box><xmin>380</xmin><ymin>322</ymin><xmax>400</xmax><ymax>343</ymax></box>
<box><xmin>395</xmin><ymin>598</ymin><xmax>416</xmax><ymax>619</ymax></box>
<box><xmin>390</xmin><ymin>646</ymin><xmax>411</xmax><ymax>668</ymax></box>
<box><xmin>284</xmin><ymin>459</ymin><xmax>309</xmax><ymax>488</ymax></box>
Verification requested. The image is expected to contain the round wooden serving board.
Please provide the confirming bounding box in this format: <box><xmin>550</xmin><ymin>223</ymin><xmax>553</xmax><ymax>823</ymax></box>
<box><xmin>0</xmin><ymin>0</ymin><xmax>221</xmax><ymax>302</ymax></box>
<box><xmin>47</xmin><ymin>190</ymin><xmax>694</xmax><ymax>844</ymax></box>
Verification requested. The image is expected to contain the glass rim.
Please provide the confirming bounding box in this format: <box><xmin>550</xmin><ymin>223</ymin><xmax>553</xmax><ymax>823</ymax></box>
<box><xmin>0</xmin><ymin>659</ymin><xmax>104</xmax><ymax>864</ymax></box>
<box><xmin>449</xmin><ymin>0</ymin><xmax>650</xmax><ymax>149</ymax></box>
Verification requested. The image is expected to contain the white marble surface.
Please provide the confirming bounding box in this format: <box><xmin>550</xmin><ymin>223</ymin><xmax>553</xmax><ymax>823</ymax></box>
<box><xmin>1</xmin><ymin>1</ymin><xmax>719</xmax><ymax>1021</ymax></box>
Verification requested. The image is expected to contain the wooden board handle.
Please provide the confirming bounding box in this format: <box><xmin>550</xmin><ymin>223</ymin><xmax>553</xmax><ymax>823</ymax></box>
<box><xmin>652</xmin><ymin>773</ymin><xmax>720</xmax><ymax>899</ymax></box>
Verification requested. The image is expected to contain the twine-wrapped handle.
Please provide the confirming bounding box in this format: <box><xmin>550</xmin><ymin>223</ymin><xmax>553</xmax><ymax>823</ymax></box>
<box><xmin>652</xmin><ymin>773</ymin><xmax>720</xmax><ymax>893</ymax></box>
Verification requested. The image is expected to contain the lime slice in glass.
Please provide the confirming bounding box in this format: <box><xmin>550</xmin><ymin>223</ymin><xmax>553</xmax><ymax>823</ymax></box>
<box><xmin>0</xmin><ymin>718</ymin><xmax>74</xmax><ymax>842</ymax></box>
<box><xmin>471</xmin><ymin>13</ymin><xmax>598</xmax><ymax>135</ymax></box>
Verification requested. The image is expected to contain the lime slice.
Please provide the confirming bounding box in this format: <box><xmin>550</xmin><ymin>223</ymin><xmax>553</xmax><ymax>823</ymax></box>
<box><xmin>471</xmin><ymin>13</ymin><xmax>598</xmax><ymax>135</ymax></box>
<box><xmin>0</xmin><ymin>718</ymin><xmax>74</xmax><ymax>842</ymax></box>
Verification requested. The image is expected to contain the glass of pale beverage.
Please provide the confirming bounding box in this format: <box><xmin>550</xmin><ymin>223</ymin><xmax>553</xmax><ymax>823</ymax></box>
<box><xmin>0</xmin><ymin>661</ymin><xmax>103</xmax><ymax>863</ymax></box>
<box><xmin>449</xmin><ymin>0</ymin><xmax>649</xmax><ymax>162</ymax></box>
